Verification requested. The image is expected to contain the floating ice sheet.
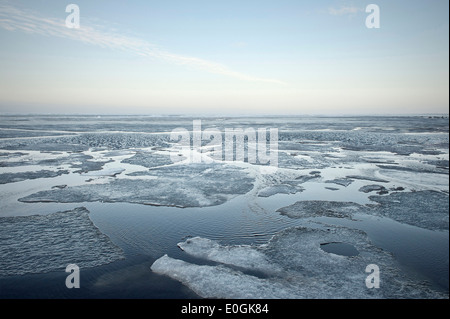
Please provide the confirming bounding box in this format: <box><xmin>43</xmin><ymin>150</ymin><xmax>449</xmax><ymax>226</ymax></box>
<box><xmin>0</xmin><ymin>152</ymin><xmax>28</xmax><ymax>159</ymax></box>
<box><xmin>325</xmin><ymin>178</ymin><xmax>353</xmax><ymax>187</ymax></box>
<box><xmin>72</xmin><ymin>159</ymin><xmax>113</xmax><ymax>174</ymax></box>
<box><xmin>359</xmin><ymin>184</ymin><xmax>388</xmax><ymax>194</ymax></box>
<box><xmin>377</xmin><ymin>164</ymin><xmax>448</xmax><ymax>175</ymax></box>
<box><xmin>152</xmin><ymin>226</ymin><xmax>445</xmax><ymax>298</ymax></box>
<box><xmin>346</xmin><ymin>175</ymin><xmax>389</xmax><ymax>183</ymax></box>
<box><xmin>368</xmin><ymin>191</ymin><xmax>449</xmax><ymax>231</ymax></box>
<box><xmin>0</xmin><ymin>169</ymin><xmax>69</xmax><ymax>184</ymax></box>
<box><xmin>277</xmin><ymin>151</ymin><xmax>330</xmax><ymax>170</ymax></box>
<box><xmin>19</xmin><ymin>163</ymin><xmax>255</xmax><ymax>208</ymax></box>
<box><xmin>276</xmin><ymin>200</ymin><xmax>363</xmax><ymax>219</ymax></box>
<box><xmin>81</xmin><ymin>167</ymin><xmax>125</xmax><ymax>177</ymax></box>
<box><xmin>0</xmin><ymin>207</ymin><xmax>124</xmax><ymax>276</ymax></box>
<box><xmin>0</xmin><ymin>151</ymin><xmax>111</xmax><ymax>175</ymax></box>
<box><xmin>177</xmin><ymin>237</ymin><xmax>282</xmax><ymax>274</ymax></box>
<box><xmin>276</xmin><ymin>191</ymin><xmax>449</xmax><ymax>231</ymax></box>
<box><xmin>151</xmin><ymin>255</ymin><xmax>294</xmax><ymax>299</ymax></box>
<box><xmin>424</xmin><ymin>159</ymin><xmax>449</xmax><ymax>170</ymax></box>
<box><xmin>0</xmin><ymin>129</ymin><xmax>74</xmax><ymax>139</ymax></box>
<box><xmin>121</xmin><ymin>151</ymin><xmax>174</xmax><ymax>169</ymax></box>
<box><xmin>257</xmin><ymin>184</ymin><xmax>303</xmax><ymax>197</ymax></box>
<box><xmin>0</xmin><ymin>132</ymin><xmax>171</xmax><ymax>151</ymax></box>
<box><xmin>378</xmin><ymin>169</ymin><xmax>448</xmax><ymax>192</ymax></box>
<box><xmin>0</xmin><ymin>152</ymin><xmax>89</xmax><ymax>167</ymax></box>
<box><xmin>63</xmin><ymin>133</ymin><xmax>171</xmax><ymax>150</ymax></box>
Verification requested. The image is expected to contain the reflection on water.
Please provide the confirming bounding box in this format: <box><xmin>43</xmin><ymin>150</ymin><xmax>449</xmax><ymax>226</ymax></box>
<box><xmin>0</xmin><ymin>184</ymin><xmax>448</xmax><ymax>297</ymax></box>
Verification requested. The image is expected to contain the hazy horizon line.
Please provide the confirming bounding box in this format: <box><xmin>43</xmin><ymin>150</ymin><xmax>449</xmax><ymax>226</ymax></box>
<box><xmin>0</xmin><ymin>112</ymin><xmax>448</xmax><ymax>118</ymax></box>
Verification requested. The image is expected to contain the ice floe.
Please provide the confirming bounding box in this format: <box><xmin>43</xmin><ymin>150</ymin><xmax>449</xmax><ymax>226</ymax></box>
<box><xmin>0</xmin><ymin>169</ymin><xmax>69</xmax><ymax>184</ymax></box>
<box><xmin>81</xmin><ymin>167</ymin><xmax>125</xmax><ymax>177</ymax></box>
<box><xmin>346</xmin><ymin>175</ymin><xmax>389</xmax><ymax>183</ymax></box>
<box><xmin>257</xmin><ymin>184</ymin><xmax>303</xmax><ymax>197</ymax></box>
<box><xmin>276</xmin><ymin>200</ymin><xmax>363</xmax><ymax>219</ymax></box>
<box><xmin>368</xmin><ymin>191</ymin><xmax>449</xmax><ymax>231</ymax></box>
<box><xmin>325</xmin><ymin>178</ymin><xmax>353</xmax><ymax>187</ymax></box>
<box><xmin>0</xmin><ymin>207</ymin><xmax>124</xmax><ymax>276</ymax></box>
<box><xmin>276</xmin><ymin>191</ymin><xmax>449</xmax><ymax>231</ymax></box>
<box><xmin>359</xmin><ymin>184</ymin><xmax>388</xmax><ymax>194</ymax></box>
<box><xmin>177</xmin><ymin>237</ymin><xmax>282</xmax><ymax>274</ymax></box>
<box><xmin>0</xmin><ymin>151</ymin><xmax>113</xmax><ymax>176</ymax></box>
<box><xmin>151</xmin><ymin>226</ymin><xmax>446</xmax><ymax>298</ymax></box>
<box><xmin>121</xmin><ymin>151</ymin><xmax>174</xmax><ymax>169</ymax></box>
<box><xmin>19</xmin><ymin>163</ymin><xmax>255</xmax><ymax>208</ymax></box>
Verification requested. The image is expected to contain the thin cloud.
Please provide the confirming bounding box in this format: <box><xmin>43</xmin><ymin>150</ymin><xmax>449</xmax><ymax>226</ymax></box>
<box><xmin>328</xmin><ymin>6</ymin><xmax>363</xmax><ymax>16</ymax></box>
<box><xmin>0</xmin><ymin>2</ymin><xmax>285</xmax><ymax>85</ymax></box>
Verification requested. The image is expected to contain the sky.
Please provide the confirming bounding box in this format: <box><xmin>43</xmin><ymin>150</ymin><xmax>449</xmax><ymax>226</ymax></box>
<box><xmin>0</xmin><ymin>0</ymin><xmax>448</xmax><ymax>115</ymax></box>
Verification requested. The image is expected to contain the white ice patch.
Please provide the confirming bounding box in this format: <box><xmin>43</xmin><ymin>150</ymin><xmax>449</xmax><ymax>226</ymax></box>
<box><xmin>151</xmin><ymin>255</ymin><xmax>299</xmax><ymax>299</ymax></box>
<box><xmin>177</xmin><ymin>237</ymin><xmax>281</xmax><ymax>274</ymax></box>
<box><xmin>152</xmin><ymin>226</ymin><xmax>446</xmax><ymax>299</ymax></box>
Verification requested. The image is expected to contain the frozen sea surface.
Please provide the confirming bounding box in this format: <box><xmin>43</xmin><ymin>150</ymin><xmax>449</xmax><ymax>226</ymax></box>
<box><xmin>0</xmin><ymin>115</ymin><xmax>448</xmax><ymax>298</ymax></box>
